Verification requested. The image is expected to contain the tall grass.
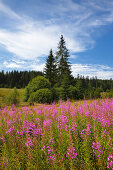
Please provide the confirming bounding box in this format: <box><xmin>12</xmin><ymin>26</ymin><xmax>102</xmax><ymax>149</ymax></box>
<box><xmin>0</xmin><ymin>88</ymin><xmax>24</xmax><ymax>106</ymax></box>
<box><xmin>0</xmin><ymin>99</ymin><xmax>113</xmax><ymax>169</ymax></box>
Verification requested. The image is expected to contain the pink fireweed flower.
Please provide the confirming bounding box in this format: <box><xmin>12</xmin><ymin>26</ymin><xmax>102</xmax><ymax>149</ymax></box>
<box><xmin>66</xmin><ymin>147</ymin><xmax>77</xmax><ymax>160</ymax></box>
<box><xmin>43</xmin><ymin>119</ymin><xmax>51</xmax><ymax>127</ymax></box>
<box><xmin>0</xmin><ymin>136</ymin><xmax>5</xmax><ymax>142</ymax></box>
<box><xmin>52</xmin><ymin>108</ymin><xmax>57</xmax><ymax>118</ymax></box>
<box><xmin>49</xmin><ymin>138</ymin><xmax>55</xmax><ymax>144</ymax></box>
<box><xmin>3</xmin><ymin>158</ymin><xmax>8</xmax><ymax>168</ymax></box>
<box><xmin>101</xmin><ymin>129</ymin><xmax>108</xmax><ymax>137</ymax></box>
<box><xmin>70</xmin><ymin>122</ymin><xmax>77</xmax><ymax>132</ymax></box>
<box><xmin>6</xmin><ymin>120</ymin><xmax>12</xmax><ymax>127</ymax></box>
<box><xmin>70</xmin><ymin>111</ymin><xmax>76</xmax><ymax>116</ymax></box>
<box><xmin>33</xmin><ymin>128</ymin><xmax>42</xmax><ymax>136</ymax></box>
<box><xmin>60</xmin><ymin>115</ymin><xmax>68</xmax><ymax>124</ymax></box>
<box><xmin>41</xmin><ymin>145</ymin><xmax>46</xmax><ymax>150</ymax></box>
<box><xmin>48</xmin><ymin>154</ymin><xmax>56</xmax><ymax>163</ymax></box>
<box><xmin>17</xmin><ymin>129</ymin><xmax>23</xmax><ymax>136</ymax></box>
<box><xmin>92</xmin><ymin>141</ymin><xmax>103</xmax><ymax>157</ymax></box>
<box><xmin>23</xmin><ymin>120</ymin><xmax>29</xmax><ymax>131</ymax></box>
<box><xmin>41</xmin><ymin>142</ymin><xmax>56</xmax><ymax>164</ymax></box>
<box><xmin>85</xmin><ymin>111</ymin><xmax>91</xmax><ymax>117</ymax></box>
<box><xmin>17</xmin><ymin>129</ymin><xmax>19</xmax><ymax>135</ymax></box>
<box><xmin>8</xmin><ymin>110</ymin><xmax>16</xmax><ymax>115</ymax></box>
<box><xmin>6</xmin><ymin>126</ymin><xmax>14</xmax><ymax>135</ymax></box>
<box><xmin>81</xmin><ymin>124</ymin><xmax>91</xmax><ymax>136</ymax></box>
<box><xmin>57</xmin><ymin>115</ymin><xmax>69</xmax><ymax>130</ymax></box>
<box><xmin>107</xmin><ymin>155</ymin><xmax>113</xmax><ymax>169</ymax></box>
<box><xmin>41</xmin><ymin>145</ymin><xmax>46</xmax><ymax>154</ymax></box>
<box><xmin>25</xmin><ymin>139</ymin><xmax>33</xmax><ymax>147</ymax></box>
<box><xmin>66</xmin><ymin>134</ymin><xmax>77</xmax><ymax>161</ymax></box>
<box><xmin>30</xmin><ymin>122</ymin><xmax>36</xmax><ymax>128</ymax></box>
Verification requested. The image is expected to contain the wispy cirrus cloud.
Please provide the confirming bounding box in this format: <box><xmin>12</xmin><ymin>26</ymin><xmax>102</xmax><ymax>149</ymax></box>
<box><xmin>0</xmin><ymin>26</ymin><xmax>60</xmax><ymax>60</ymax></box>
<box><xmin>0</xmin><ymin>1</ymin><xmax>21</xmax><ymax>19</ymax></box>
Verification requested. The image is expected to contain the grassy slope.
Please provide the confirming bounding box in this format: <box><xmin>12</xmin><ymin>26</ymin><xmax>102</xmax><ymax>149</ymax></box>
<box><xmin>0</xmin><ymin>88</ymin><xmax>24</xmax><ymax>106</ymax></box>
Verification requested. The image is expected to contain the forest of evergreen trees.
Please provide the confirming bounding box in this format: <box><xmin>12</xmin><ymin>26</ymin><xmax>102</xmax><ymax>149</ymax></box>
<box><xmin>0</xmin><ymin>70</ymin><xmax>43</xmax><ymax>88</ymax></box>
<box><xmin>0</xmin><ymin>35</ymin><xmax>113</xmax><ymax>100</ymax></box>
<box><xmin>0</xmin><ymin>69</ymin><xmax>113</xmax><ymax>99</ymax></box>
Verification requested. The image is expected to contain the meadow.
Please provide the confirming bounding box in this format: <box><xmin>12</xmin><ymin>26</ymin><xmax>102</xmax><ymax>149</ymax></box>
<box><xmin>0</xmin><ymin>88</ymin><xmax>24</xmax><ymax>107</ymax></box>
<box><xmin>0</xmin><ymin>99</ymin><xmax>113</xmax><ymax>169</ymax></box>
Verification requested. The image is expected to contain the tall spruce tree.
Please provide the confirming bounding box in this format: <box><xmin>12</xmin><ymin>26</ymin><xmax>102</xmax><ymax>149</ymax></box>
<box><xmin>44</xmin><ymin>49</ymin><xmax>57</xmax><ymax>87</ymax></box>
<box><xmin>56</xmin><ymin>35</ymin><xmax>72</xmax><ymax>85</ymax></box>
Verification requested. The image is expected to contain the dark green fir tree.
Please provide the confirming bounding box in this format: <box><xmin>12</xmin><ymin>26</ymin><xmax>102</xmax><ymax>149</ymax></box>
<box><xmin>44</xmin><ymin>49</ymin><xmax>57</xmax><ymax>87</ymax></box>
<box><xmin>56</xmin><ymin>35</ymin><xmax>72</xmax><ymax>86</ymax></box>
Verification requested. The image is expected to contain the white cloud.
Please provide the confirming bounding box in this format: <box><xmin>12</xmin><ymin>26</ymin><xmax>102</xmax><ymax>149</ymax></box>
<box><xmin>70</xmin><ymin>54</ymin><xmax>78</xmax><ymax>59</ymax></box>
<box><xmin>3</xmin><ymin>60</ymin><xmax>45</xmax><ymax>72</ymax></box>
<box><xmin>72</xmin><ymin>64</ymin><xmax>113</xmax><ymax>79</ymax></box>
<box><xmin>11</xmin><ymin>59</ymin><xmax>26</xmax><ymax>64</ymax></box>
<box><xmin>28</xmin><ymin>63</ymin><xmax>45</xmax><ymax>72</ymax></box>
<box><xmin>0</xmin><ymin>0</ymin><xmax>113</xmax><ymax>61</ymax></box>
<box><xmin>3</xmin><ymin>61</ymin><xmax>22</xmax><ymax>68</ymax></box>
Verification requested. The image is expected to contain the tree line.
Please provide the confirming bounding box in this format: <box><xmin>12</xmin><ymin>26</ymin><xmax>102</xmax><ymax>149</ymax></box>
<box><xmin>0</xmin><ymin>70</ymin><xmax>43</xmax><ymax>88</ymax></box>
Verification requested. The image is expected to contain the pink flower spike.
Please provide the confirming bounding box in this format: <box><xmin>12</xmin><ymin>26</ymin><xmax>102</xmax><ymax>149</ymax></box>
<box><xmin>25</xmin><ymin>142</ymin><xmax>29</xmax><ymax>147</ymax></box>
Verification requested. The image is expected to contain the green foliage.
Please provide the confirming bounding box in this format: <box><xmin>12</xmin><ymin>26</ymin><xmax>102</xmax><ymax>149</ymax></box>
<box><xmin>52</xmin><ymin>85</ymin><xmax>77</xmax><ymax>101</ymax></box>
<box><xmin>5</xmin><ymin>87</ymin><xmax>19</xmax><ymax>105</ymax></box>
<box><xmin>23</xmin><ymin>87</ymin><xmax>30</xmax><ymax>102</ymax></box>
<box><xmin>0</xmin><ymin>88</ymin><xmax>24</xmax><ymax>106</ymax></box>
<box><xmin>100</xmin><ymin>92</ymin><xmax>109</xmax><ymax>99</ymax></box>
<box><xmin>0</xmin><ymin>70</ymin><xmax>43</xmax><ymax>88</ymax></box>
<box><xmin>109</xmin><ymin>88</ymin><xmax>113</xmax><ymax>98</ymax></box>
<box><xmin>56</xmin><ymin>35</ymin><xmax>72</xmax><ymax>86</ymax></box>
<box><xmin>84</xmin><ymin>87</ymin><xmax>95</xmax><ymax>99</ymax></box>
<box><xmin>60</xmin><ymin>75</ymin><xmax>70</xmax><ymax>100</ymax></box>
<box><xmin>94</xmin><ymin>87</ymin><xmax>103</xmax><ymax>98</ymax></box>
<box><xmin>52</xmin><ymin>87</ymin><xmax>63</xmax><ymax>101</ymax></box>
<box><xmin>44</xmin><ymin>49</ymin><xmax>57</xmax><ymax>87</ymax></box>
<box><xmin>76</xmin><ymin>79</ymin><xmax>84</xmax><ymax>99</ymax></box>
<box><xmin>68</xmin><ymin>85</ymin><xmax>77</xmax><ymax>99</ymax></box>
<box><xmin>51</xmin><ymin>88</ymin><xmax>59</xmax><ymax>102</ymax></box>
<box><xmin>24</xmin><ymin>76</ymin><xmax>51</xmax><ymax>102</ymax></box>
<box><xmin>28</xmin><ymin>88</ymin><xmax>52</xmax><ymax>104</ymax></box>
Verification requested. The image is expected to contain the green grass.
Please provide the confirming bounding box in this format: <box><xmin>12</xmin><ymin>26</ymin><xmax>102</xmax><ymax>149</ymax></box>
<box><xmin>0</xmin><ymin>88</ymin><xmax>24</xmax><ymax>106</ymax></box>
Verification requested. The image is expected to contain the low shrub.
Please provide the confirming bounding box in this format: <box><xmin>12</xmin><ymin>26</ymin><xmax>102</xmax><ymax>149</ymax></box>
<box><xmin>5</xmin><ymin>87</ymin><xmax>19</xmax><ymax>105</ymax></box>
<box><xmin>93</xmin><ymin>87</ymin><xmax>103</xmax><ymax>99</ymax></box>
<box><xmin>23</xmin><ymin>76</ymin><xmax>51</xmax><ymax>101</ymax></box>
<box><xmin>109</xmin><ymin>89</ymin><xmax>113</xmax><ymax>98</ymax></box>
<box><xmin>23</xmin><ymin>87</ymin><xmax>30</xmax><ymax>102</ymax></box>
<box><xmin>28</xmin><ymin>88</ymin><xmax>52</xmax><ymax>104</ymax></box>
<box><xmin>100</xmin><ymin>92</ymin><xmax>109</xmax><ymax>99</ymax></box>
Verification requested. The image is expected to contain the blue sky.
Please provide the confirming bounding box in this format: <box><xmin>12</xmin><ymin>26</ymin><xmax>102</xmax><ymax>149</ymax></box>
<box><xmin>0</xmin><ymin>0</ymin><xmax>113</xmax><ymax>79</ymax></box>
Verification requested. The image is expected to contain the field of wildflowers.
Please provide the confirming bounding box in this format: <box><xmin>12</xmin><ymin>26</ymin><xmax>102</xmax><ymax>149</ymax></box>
<box><xmin>0</xmin><ymin>99</ymin><xmax>113</xmax><ymax>169</ymax></box>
